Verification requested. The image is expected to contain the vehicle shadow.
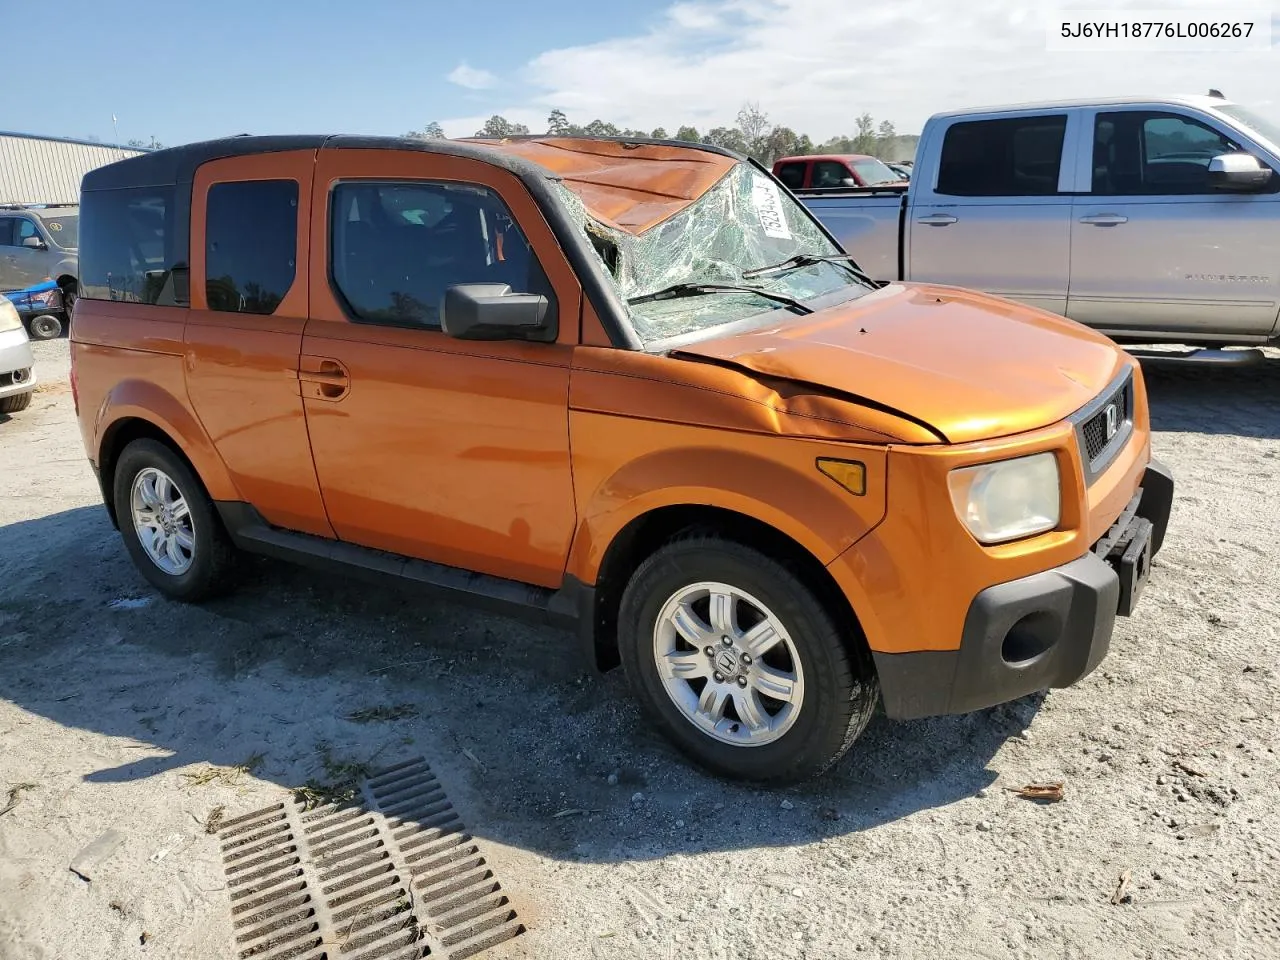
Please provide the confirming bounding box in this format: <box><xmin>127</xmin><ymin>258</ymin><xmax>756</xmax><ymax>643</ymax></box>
<box><xmin>0</xmin><ymin>505</ymin><xmax>1035</xmax><ymax>863</ymax></box>
<box><xmin>1139</xmin><ymin>353</ymin><xmax>1280</xmax><ymax>439</ymax></box>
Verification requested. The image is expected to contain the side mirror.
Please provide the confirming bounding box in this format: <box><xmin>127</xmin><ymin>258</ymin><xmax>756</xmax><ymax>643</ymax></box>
<box><xmin>839</xmin><ymin>177</ymin><xmax>858</xmax><ymax>188</ymax></box>
<box><xmin>21</xmin><ymin>236</ymin><xmax>46</xmax><ymax>251</ymax></box>
<box><xmin>1208</xmin><ymin>153</ymin><xmax>1273</xmax><ymax>191</ymax></box>
<box><xmin>441</xmin><ymin>283</ymin><xmax>553</xmax><ymax>342</ymax></box>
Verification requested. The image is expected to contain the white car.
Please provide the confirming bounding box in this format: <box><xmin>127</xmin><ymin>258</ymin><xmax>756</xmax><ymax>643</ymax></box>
<box><xmin>0</xmin><ymin>296</ymin><xmax>36</xmax><ymax>413</ymax></box>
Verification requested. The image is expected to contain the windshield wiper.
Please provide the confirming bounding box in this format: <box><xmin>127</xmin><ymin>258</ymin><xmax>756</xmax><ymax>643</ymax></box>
<box><xmin>626</xmin><ymin>283</ymin><xmax>813</xmax><ymax>315</ymax></box>
<box><xmin>742</xmin><ymin>253</ymin><xmax>879</xmax><ymax>287</ymax></box>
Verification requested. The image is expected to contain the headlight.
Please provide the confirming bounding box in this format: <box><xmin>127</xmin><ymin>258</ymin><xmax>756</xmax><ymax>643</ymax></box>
<box><xmin>0</xmin><ymin>297</ymin><xmax>22</xmax><ymax>333</ymax></box>
<box><xmin>947</xmin><ymin>452</ymin><xmax>1060</xmax><ymax>544</ymax></box>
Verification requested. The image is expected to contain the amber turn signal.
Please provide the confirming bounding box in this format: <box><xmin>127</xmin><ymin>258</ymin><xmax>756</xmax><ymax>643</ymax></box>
<box><xmin>816</xmin><ymin>458</ymin><xmax>866</xmax><ymax>496</ymax></box>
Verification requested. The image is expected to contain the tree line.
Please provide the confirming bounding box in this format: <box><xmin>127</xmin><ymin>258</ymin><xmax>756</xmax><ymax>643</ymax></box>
<box><xmin>406</xmin><ymin>103</ymin><xmax>918</xmax><ymax>166</ymax></box>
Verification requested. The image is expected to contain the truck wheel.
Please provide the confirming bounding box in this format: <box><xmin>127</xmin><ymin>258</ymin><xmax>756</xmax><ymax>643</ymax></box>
<box><xmin>618</xmin><ymin>537</ymin><xmax>879</xmax><ymax>783</ymax></box>
<box><xmin>112</xmin><ymin>439</ymin><xmax>236</xmax><ymax>601</ymax></box>
<box><xmin>0</xmin><ymin>391</ymin><xmax>32</xmax><ymax>414</ymax></box>
<box><xmin>28</xmin><ymin>314</ymin><xmax>63</xmax><ymax>340</ymax></box>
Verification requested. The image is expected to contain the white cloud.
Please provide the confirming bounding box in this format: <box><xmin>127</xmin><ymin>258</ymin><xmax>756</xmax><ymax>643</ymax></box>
<box><xmin>440</xmin><ymin>0</ymin><xmax>1279</xmax><ymax>140</ymax></box>
<box><xmin>447</xmin><ymin>63</ymin><xmax>498</xmax><ymax>90</ymax></box>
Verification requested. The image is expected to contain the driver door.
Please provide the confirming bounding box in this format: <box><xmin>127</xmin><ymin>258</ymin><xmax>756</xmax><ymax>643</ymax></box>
<box><xmin>1068</xmin><ymin>109</ymin><xmax>1280</xmax><ymax>337</ymax></box>
<box><xmin>301</xmin><ymin>148</ymin><xmax>583</xmax><ymax>588</ymax></box>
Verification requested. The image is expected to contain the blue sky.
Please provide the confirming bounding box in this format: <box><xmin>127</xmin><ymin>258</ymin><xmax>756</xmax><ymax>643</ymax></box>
<box><xmin>6</xmin><ymin>0</ymin><xmax>1278</xmax><ymax>147</ymax></box>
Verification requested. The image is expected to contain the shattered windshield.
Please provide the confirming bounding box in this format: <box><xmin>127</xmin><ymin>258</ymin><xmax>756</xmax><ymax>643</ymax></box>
<box><xmin>556</xmin><ymin>163</ymin><xmax>869</xmax><ymax>345</ymax></box>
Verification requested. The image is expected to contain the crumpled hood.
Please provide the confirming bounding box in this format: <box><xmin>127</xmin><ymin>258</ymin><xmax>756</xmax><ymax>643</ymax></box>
<box><xmin>673</xmin><ymin>282</ymin><xmax>1128</xmax><ymax>444</ymax></box>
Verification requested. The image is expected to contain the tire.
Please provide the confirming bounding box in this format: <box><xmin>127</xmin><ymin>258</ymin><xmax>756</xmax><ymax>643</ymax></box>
<box><xmin>0</xmin><ymin>391</ymin><xmax>32</xmax><ymax>414</ymax></box>
<box><xmin>60</xmin><ymin>282</ymin><xmax>77</xmax><ymax>319</ymax></box>
<box><xmin>28</xmin><ymin>314</ymin><xmax>62</xmax><ymax>340</ymax></box>
<box><xmin>618</xmin><ymin>537</ymin><xmax>879</xmax><ymax>783</ymax></box>
<box><xmin>112</xmin><ymin>438</ymin><xmax>237</xmax><ymax>601</ymax></box>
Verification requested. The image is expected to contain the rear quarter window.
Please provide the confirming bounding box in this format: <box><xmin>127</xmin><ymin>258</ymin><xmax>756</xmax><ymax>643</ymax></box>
<box><xmin>80</xmin><ymin>187</ymin><xmax>181</xmax><ymax>304</ymax></box>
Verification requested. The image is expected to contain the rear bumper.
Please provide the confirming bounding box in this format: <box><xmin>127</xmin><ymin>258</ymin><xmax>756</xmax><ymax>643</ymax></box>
<box><xmin>877</xmin><ymin>458</ymin><xmax>1173</xmax><ymax>720</ymax></box>
<box><xmin>0</xmin><ymin>326</ymin><xmax>36</xmax><ymax>398</ymax></box>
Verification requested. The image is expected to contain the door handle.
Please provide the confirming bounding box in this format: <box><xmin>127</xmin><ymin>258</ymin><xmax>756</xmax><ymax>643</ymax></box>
<box><xmin>916</xmin><ymin>214</ymin><xmax>958</xmax><ymax>226</ymax></box>
<box><xmin>1079</xmin><ymin>214</ymin><xmax>1129</xmax><ymax>226</ymax></box>
<box><xmin>298</xmin><ymin>356</ymin><xmax>350</xmax><ymax>401</ymax></box>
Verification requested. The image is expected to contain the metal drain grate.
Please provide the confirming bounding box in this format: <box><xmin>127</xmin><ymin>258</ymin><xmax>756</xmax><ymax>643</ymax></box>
<box><xmin>218</xmin><ymin>757</ymin><xmax>525</xmax><ymax>960</ymax></box>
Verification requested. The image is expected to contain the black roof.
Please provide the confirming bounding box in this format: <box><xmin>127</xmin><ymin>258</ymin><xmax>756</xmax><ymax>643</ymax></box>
<box><xmin>80</xmin><ymin>134</ymin><xmax>746</xmax><ymax>192</ymax></box>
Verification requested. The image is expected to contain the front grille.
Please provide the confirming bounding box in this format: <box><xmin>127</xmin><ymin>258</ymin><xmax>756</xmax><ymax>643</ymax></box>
<box><xmin>1072</xmin><ymin>371</ymin><xmax>1134</xmax><ymax>484</ymax></box>
<box><xmin>1081</xmin><ymin>381</ymin><xmax>1129</xmax><ymax>461</ymax></box>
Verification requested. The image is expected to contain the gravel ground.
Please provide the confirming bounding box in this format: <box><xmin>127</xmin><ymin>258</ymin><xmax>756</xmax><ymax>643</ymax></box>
<box><xmin>1</xmin><ymin>337</ymin><xmax>1277</xmax><ymax>960</ymax></box>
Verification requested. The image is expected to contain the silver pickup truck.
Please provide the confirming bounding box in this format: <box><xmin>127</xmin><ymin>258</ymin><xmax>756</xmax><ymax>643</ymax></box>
<box><xmin>798</xmin><ymin>95</ymin><xmax>1280</xmax><ymax>347</ymax></box>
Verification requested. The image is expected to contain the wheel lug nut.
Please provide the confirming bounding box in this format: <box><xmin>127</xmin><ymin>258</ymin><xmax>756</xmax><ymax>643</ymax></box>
<box><xmin>721</xmin><ymin>636</ymin><xmax>732</xmax><ymax>646</ymax></box>
<box><xmin>713</xmin><ymin>672</ymin><xmax>725</xmax><ymax>683</ymax></box>
<box><xmin>704</xmin><ymin>646</ymin><xmax>715</xmax><ymax>658</ymax></box>
<box><xmin>737</xmin><ymin>676</ymin><xmax>748</xmax><ymax>688</ymax></box>
<box><xmin>740</xmin><ymin>653</ymin><xmax>751</xmax><ymax>665</ymax></box>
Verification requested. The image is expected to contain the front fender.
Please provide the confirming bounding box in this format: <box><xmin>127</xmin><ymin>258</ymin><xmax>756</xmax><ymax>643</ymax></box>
<box><xmin>51</xmin><ymin>255</ymin><xmax>78</xmax><ymax>283</ymax></box>
<box><xmin>96</xmin><ymin>377</ymin><xmax>239</xmax><ymax>502</ymax></box>
<box><xmin>566</xmin><ymin>440</ymin><xmax>888</xmax><ymax>584</ymax></box>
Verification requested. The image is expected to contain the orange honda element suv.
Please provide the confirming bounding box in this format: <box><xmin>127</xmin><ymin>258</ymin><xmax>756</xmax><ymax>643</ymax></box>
<box><xmin>72</xmin><ymin>135</ymin><xmax>1173</xmax><ymax>783</ymax></box>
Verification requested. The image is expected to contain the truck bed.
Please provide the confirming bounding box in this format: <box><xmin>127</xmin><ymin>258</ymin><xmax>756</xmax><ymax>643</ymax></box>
<box><xmin>796</xmin><ymin>187</ymin><xmax>907</xmax><ymax>283</ymax></box>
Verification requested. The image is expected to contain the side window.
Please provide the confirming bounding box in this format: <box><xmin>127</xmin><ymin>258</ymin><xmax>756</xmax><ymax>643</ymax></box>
<box><xmin>1093</xmin><ymin>111</ymin><xmax>1241</xmax><ymax>195</ymax></box>
<box><xmin>0</xmin><ymin>218</ymin><xmax>13</xmax><ymax>246</ymax></box>
<box><xmin>330</xmin><ymin>180</ymin><xmax>555</xmax><ymax>329</ymax></box>
<box><xmin>15</xmin><ymin>219</ymin><xmax>39</xmax><ymax>245</ymax></box>
<box><xmin>79</xmin><ymin>186</ymin><xmax>179</xmax><ymax>304</ymax></box>
<box><xmin>775</xmin><ymin>163</ymin><xmax>806</xmax><ymax>190</ymax></box>
<box><xmin>205</xmin><ymin>179</ymin><xmax>299</xmax><ymax>315</ymax></box>
<box><xmin>812</xmin><ymin>161</ymin><xmax>851</xmax><ymax>188</ymax></box>
<box><xmin>936</xmin><ymin>115</ymin><xmax>1068</xmax><ymax>197</ymax></box>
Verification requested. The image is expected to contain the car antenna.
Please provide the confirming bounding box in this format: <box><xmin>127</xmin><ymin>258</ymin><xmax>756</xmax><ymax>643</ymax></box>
<box><xmin>1208</xmin><ymin>88</ymin><xmax>1225</xmax><ymax>99</ymax></box>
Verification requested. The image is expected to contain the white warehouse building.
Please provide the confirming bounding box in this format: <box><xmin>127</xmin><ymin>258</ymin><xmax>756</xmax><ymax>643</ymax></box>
<box><xmin>0</xmin><ymin>132</ymin><xmax>144</xmax><ymax>205</ymax></box>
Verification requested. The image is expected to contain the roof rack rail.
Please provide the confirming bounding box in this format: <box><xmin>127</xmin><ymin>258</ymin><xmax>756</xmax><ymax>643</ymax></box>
<box><xmin>0</xmin><ymin>202</ymin><xmax>78</xmax><ymax>210</ymax></box>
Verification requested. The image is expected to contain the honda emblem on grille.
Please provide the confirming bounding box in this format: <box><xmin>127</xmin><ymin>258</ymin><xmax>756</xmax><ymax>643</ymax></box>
<box><xmin>1104</xmin><ymin>403</ymin><xmax>1119</xmax><ymax>440</ymax></box>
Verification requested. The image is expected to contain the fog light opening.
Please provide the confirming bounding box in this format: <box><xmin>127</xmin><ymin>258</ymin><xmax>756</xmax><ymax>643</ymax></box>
<box><xmin>1001</xmin><ymin>611</ymin><xmax>1059</xmax><ymax>665</ymax></box>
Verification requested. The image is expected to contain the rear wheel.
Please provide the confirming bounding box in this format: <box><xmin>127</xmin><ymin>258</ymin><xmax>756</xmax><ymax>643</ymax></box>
<box><xmin>0</xmin><ymin>391</ymin><xmax>32</xmax><ymax>414</ymax></box>
<box><xmin>28</xmin><ymin>314</ymin><xmax>62</xmax><ymax>340</ymax></box>
<box><xmin>618</xmin><ymin>537</ymin><xmax>878</xmax><ymax>783</ymax></box>
<box><xmin>112</xmin><ymin>439</ymin><xmax>236</xmax><ymax>601</ymax></box>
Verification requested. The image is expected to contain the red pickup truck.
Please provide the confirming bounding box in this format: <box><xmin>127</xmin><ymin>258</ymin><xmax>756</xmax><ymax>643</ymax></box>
<box><xmin>773</xmin><ymin>154</ymin><xmax>908</xmax><ymax>191</ymax></box>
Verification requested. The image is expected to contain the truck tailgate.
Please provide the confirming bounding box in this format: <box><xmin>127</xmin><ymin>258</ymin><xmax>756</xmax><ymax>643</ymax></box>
<box><xmin>800</xmin><ymin>194</ymin><xmax>905</xmax><ymax>282</ymax></box>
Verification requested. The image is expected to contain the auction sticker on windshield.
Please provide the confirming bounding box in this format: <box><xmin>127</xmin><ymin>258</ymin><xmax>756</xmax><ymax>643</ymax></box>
<box><xmin>752</xmin><ymin>175</ymin><xmax>792</xmax><ymax>240</ymax></box>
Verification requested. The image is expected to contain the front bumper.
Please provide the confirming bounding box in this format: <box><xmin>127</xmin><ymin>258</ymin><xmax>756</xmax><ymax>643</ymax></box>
<box><xmin>0</xmin><ymin>326</ymin><xmax>36</xmax><ymax>399</ymax></box>
<box><xmin>876</xmin><ymin>458</ymin><xmax>1173</xmax><ymax>720</ymax></box>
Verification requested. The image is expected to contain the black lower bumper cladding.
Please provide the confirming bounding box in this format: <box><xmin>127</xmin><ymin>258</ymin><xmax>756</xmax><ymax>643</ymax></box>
<box><xmin>876</xmin><ymin>458</ymin><xmax>1174</xmax><ymax>720</ymax></box>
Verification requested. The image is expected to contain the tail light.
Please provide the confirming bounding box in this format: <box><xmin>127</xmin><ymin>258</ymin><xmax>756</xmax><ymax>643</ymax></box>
<box><xmin>70</xmin><ymin>344</ymin><xmax>79</xmax><ymax>415</ymax></box>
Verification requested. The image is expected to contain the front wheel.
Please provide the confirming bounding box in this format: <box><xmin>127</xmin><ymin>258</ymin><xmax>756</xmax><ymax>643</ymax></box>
<box><xmin>618</xmin><ymin>537</ymin><xmax>879</xmax><ymax>783</ymax></box>
<box><xmin>28</xmin><ymin>314</ymin><xmax>63</xmax><ymax>340</ymax></box>
<box><xmin>0</xmin><ymin>391</ymin><xmax>32</xmax><ymax>414</ymax></box>
<box><xmin>112</xmin><ymin>439</ymin><xmax>237</xmax><ymax>601</ymax></box>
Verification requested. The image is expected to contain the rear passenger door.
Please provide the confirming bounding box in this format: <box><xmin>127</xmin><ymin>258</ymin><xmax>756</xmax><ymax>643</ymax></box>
<box><xmin>1068</xmin><ymin>108</ymin><xmax>1280</xmax><ymax>338</ymax></box>
<box><xmin>184</xmin><ymin>151</ymin><xmax>336</xmax><ymax>538</ymax></box>
<box><xmin>300</xmin><ymin>148</ymin><xmax>581</xmax><ymax>589</ymax></box>
<box><xmin>908</xmin><ymin>112</ymin><xmax>1079</xmax><ymax>315</ymax></box>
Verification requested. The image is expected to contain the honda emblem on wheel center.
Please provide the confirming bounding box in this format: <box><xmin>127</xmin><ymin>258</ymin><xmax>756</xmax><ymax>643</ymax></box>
<box><xmin>716</xmin><ymin>650</ymin><xmax>738</xmax><ymax>674</ymax></box>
